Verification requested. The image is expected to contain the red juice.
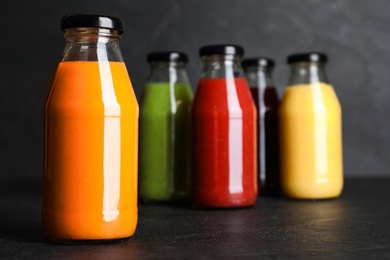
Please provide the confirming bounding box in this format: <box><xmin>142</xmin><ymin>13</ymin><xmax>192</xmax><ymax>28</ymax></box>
<box><xmin>191</xmin><ymin>77</ymin><xmax>258</xmax><ymax>207</ymax></box>
<box><xmin>250</xmin><ymin>86</ymin><xmax>280</xmax><ymax>194</ymax></box>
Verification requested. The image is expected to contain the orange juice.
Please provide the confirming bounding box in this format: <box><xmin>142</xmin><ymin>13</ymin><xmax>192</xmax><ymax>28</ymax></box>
<box><xmin>43</xmin><ymin>61</ymin><xmax>139</xmax><ymax>241</ymax></box>
<box><xmin>279</xmin><ymin>82</ymin><xmax>343</xmax><ymax>199</ymax></box>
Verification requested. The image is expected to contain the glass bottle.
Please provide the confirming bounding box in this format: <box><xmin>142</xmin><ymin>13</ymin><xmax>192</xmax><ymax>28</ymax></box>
<box><xmin>42</xmin><ymin>14</ymin><xmax>139</xmax><ymax>242</ymax></box>
<box><xmin>139</xmin><ymin>51</ymin><xmax>193</xmax><ymax>202</ymax></box>
<box><xmin>191</xmin><ymin>44</ymin><xmax>258</xmax><ymax>208</ymax></box>
<box><xmin>243</xmin><ymin>58</ymin><xmax>280</xmax><ymax>196</ymax></box>
<box><xmin>279</xmin><ymin>52</ymin><xmax>343</xmax><ymax>199</ymax></box>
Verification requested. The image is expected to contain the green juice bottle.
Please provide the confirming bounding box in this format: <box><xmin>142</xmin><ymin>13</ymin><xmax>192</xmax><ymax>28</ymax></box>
<box><xmin>139</xmin><ymin>52</ymin><xmax>193</xmax><ymax>202</ymax></box>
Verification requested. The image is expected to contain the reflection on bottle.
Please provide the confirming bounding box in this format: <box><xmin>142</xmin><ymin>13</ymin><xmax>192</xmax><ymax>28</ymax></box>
<box><xmin>98</xmin><ymin>49</ymin><xmax>121</xmax><ymax>222</ymax></box>
<box><xmin>226</xmin><ymin>78</ymin><xmax>244</xmax><ymax>194</ymax></box>
<box><xmin>312</xmin><ymin>83</ymin><xmax>328</xmax><ymax>183</ymax></box>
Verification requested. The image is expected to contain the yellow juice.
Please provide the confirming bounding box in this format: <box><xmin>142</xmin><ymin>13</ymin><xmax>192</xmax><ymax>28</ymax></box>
<box><xmin>278</xmin><ymin>82</ymin><xmax>343</xmax><ymax>199</ymax></box>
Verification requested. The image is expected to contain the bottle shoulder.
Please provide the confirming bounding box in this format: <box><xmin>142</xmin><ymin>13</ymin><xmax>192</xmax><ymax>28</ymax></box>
<box><xmin>140</xmin><ymin>82</ymin><xmax>193</xmax><ymax>112</ymax></box>
<box><xmin>46</xmin><ymin>61</ymin><xmax>137</xmax><ymax>115</ymax></box>
<box><xmin>279</xmin><ymin>82</ymin><xmax>341</xmax><ymax>112</ymax></box>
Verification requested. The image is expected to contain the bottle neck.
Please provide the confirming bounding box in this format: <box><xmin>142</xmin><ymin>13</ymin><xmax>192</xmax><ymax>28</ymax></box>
<box><xmin>244</xmin><ymin>66</ymin><xmax>274</xmax><ymax>88</ymax></box>
<box><xmin>147</xmin><ymin>62</ymin><xmax>189</xmax><ymax>83</ymax></box>
<box><xmin>201</xmin><ymin>54</ymin><xmax>245</xmax><ymax>79</ymax></box>
<box><xmin>287</xmin><ymin>62</ymin><xmax>329</xmax><ymax>86</ymax></box>
<box><xmin>62</xmin><ymin>28</ymin><xmax>124</xmax><ymax>62</ymax></box>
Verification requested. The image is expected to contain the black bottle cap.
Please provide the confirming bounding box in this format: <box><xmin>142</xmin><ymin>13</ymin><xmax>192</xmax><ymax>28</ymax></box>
<box><xmin>242</xmin><ymin>57</ymin><xmax>275</xmax><ymax>68</ymax></box>
<box><xmin>147</xmin><ymin>51</ymin><xmax>188</xmax><ymax>63</ymax></box>
<box><xmin>61</xmin><ymin>14</ymin><xmax>124</xmax><ymax>34</ymax></box>
<box><xmin>287</xmin><ymin>52</ymin><xmax>327</xmax><ymax>64</ymax></box>
<box><xmin>199</xmin><ymin>44</ymin><xmax>244</xmax><ymax>56</ymax></box>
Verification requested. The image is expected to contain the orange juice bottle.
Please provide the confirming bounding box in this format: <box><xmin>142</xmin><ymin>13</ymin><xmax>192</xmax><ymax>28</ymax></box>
<box><xmin>42</xmin><ymin>14</ymin><xmax>139</xmax><ymax>243</ymax></box>
<box><xmin>279</xmin><ymin>53</ymin><xmax>343</xmax><ymax>199</ymax></box>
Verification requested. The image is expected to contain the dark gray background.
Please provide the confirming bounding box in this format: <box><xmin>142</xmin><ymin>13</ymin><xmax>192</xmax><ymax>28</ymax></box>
<box><xmin>0</xmin><ymin>0</ymin><xmax>388</xmax><ymax>182</ymax></box>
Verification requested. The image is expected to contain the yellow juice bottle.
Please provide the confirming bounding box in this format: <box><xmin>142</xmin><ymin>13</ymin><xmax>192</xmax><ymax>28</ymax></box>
<box><xmin>279</xmin><ymin>53</ymin><xmax>343</xmax><ymax>199</ymax></box>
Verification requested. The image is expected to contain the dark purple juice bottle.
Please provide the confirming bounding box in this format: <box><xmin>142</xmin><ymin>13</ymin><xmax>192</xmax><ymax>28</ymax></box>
<box><xmin>243</xmin><ymin>58</ymin><xmax>280</xmax><ymax>195</ymax></box>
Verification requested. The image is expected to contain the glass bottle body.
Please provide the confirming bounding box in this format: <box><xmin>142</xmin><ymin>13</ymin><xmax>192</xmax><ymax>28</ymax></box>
<box><xmin>244</xmin><ymin>65</ymin><xmax>280</xmax><ymax>195</ymax></box>
<box><xmin>139</xmin><ymin>60</ymin><xmax>193</xmax><ymax>202</ymax></box>
<box><xmin>279</xmin><ymin>61</ymin><xmax>343</xmax><ymax>199</ymax></box>
<box><xmin>191</xmin><ymin>54</ymin><xmax>258</xmax><ymax>208</ymax></box>
<box><xmin>42</xmin><ymin>27</ymin><xmax>139</xmax><ymax>242</ymax></box>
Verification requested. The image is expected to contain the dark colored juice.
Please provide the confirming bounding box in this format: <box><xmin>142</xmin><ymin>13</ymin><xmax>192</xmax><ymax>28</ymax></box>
<box><xmin>250</xmin><ymin>86</ymin><xmax>280</xmax><ymax>195</ymax></box>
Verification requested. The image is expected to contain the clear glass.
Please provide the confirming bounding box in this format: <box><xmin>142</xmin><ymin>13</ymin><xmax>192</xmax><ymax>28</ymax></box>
<box><xmin>62</xmin><ymin>27</ymin><xmax>123</xmax><ymax>62</ymax></box>
<box><xmin>244</xmin><ymin>66</ymin><xmax>274</xmax><ymax>88</ymax></box>
<box><xmin>147</xmin><ymin>61</ymin><xmax>189</xmax><ymax>83</ymax></box>
<box><xmin>287</xmin><ymin>62</ymin><xmax>329</xmax><ymax>86</ymax></box>
<box><xmin>201</xmin><ymin>54</ymin><xmax>245</xmax><ymax>79</ymax></box>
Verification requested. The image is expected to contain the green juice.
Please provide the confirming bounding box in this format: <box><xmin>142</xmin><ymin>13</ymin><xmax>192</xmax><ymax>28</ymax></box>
<box><xmin>139</xmin><ymin>82</ymin><xmax>193</xmax><ymax>201</ymax></box>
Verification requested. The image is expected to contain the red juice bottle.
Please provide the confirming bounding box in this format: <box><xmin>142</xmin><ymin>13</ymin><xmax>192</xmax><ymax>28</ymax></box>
<box><xmin>191</xmin><ymin>44</ymin><xmax>258</xmax><ymax>208</ymax></box>
<box><xmin>242</xmin><ymin>58</ymin><xmax>280</xmax><ymax>196</ymax></box>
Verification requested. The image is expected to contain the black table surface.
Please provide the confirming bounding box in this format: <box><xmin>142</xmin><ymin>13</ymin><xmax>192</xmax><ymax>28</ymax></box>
<box><xmin>1</xmin><ymin>178</ymin><xmax>389</xmax><ymax>259</ymax></box>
